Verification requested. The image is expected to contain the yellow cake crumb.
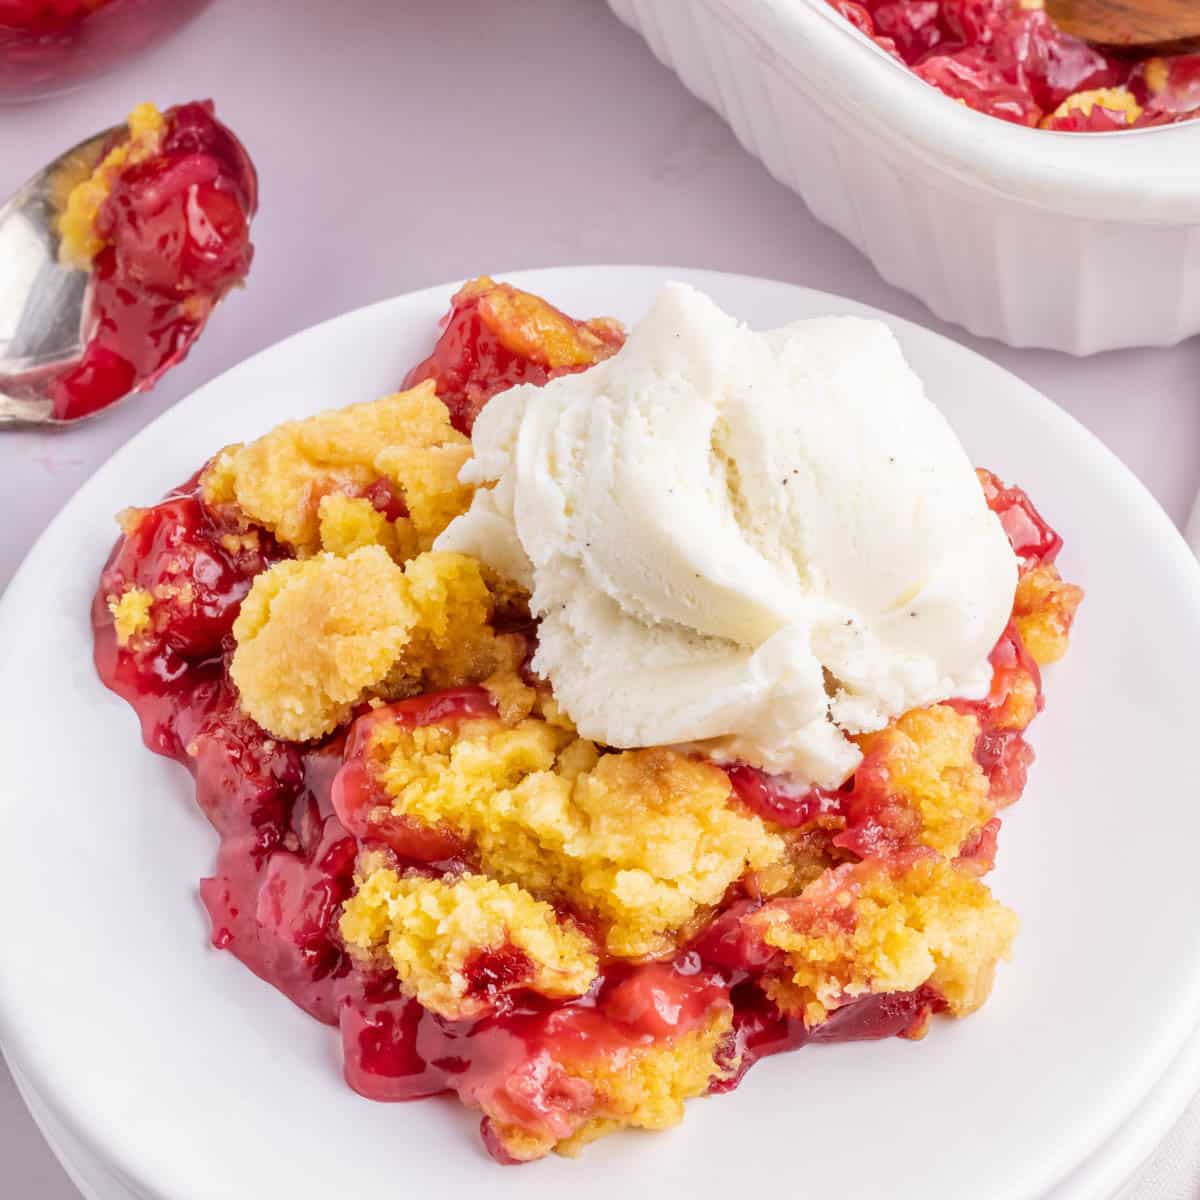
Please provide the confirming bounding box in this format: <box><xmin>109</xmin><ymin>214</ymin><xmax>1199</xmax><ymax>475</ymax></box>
<box><xmin>202</xmin><ymin>383</ymin><xmax>471</xmax><ymax>557</ymax></box>
<box><xmin>107</xmin><ymin>586</ymin><xmax>154</xmax><ymax>647</ymax></box>
<box><xmin>458</xmin><ymin>275</ymin><xmax>624</xmax><ymax>370</ymax></box>
<box><xmin>990</xmin><ymin>656</ymin><xmax>1041</xmax><ymax>733</ymax></box>
<box><xmin>317</xmin><ymin>493</ymin><xmax>411</xmax><ymax>561</ymax></box>
<box><xmin>538</xmin><ymin>691</ymin><xmax>577</xmax><ymax>732</ymax></box>
<box><xmin>554</xmin><ymin>1011</ymin><xmax>730</xmax><ymax>1157</ymax></box>
<box><xmin>198</xmin><ymin>446</ymin><xmax>239</xmax><ymax>507</ymax></box>
<box><xmin>340</xmin><ymin>869</ymin><xmax>598</xmax><ymax>1019</ymax></box>
<box><xmin>754</xmin><ymin>856</ymin><xmax>1018</xmax><ymax>1026</ymax></box>
<box><xmin>1142</xmin><ymin>58</ymin><xmax>1171</xmax><ymax>98</ymax></box>
<box><xmin>374</xmin><ymin>439</ymin><xmax>473</xmax><ymax>553</ymax></box>
<box><xmin>855</xmin><ymin>705</ymin><xmax>991</xmax><ymax>858</ymax></box>
<box><xmin>58</xmin><ymin>102</ymin><xmax>166</xmax><ymax>268</ymax></box>
<box><xmin>381</xmin><ymin>550</ymin><xmax>532</xmax><ymax>715</ymax></box>
<box><xmin>751</xmin><ymin>825</ymin><xmax>850</xmax><ymax>900</ymax></box>
<box><xmin>488</xmin><ymin>1010</ymin><xmax>731</xmax><ymax>1162</ymax></box>
<box><xmin>231</xmin><ymin>548</ymin><xmax>524</xmax><ymax>741</ymax></box>
<box><xmin>231</xmin><ymin>546</ymin><xmax>417</xmax><ymax>740</ymax></box>
<box><xmin>364</xmin><ymin>716</ymin><xmax>783</xmax><ymax>957</ymax></box>
<box><xmin>483</xmin><ymin>666</ymin><xmax>540</xmax><ymax>726</ymax></box>
<box><xmin>1042</xmin><ymin>87</ymin><xmax>1142</xmax><ymax>129</ymax></box>
<box><xmin>398</xmin><ymin>550</ymin><xmax>497</xmax><ymax>676</ymax></box>
<box><xmin>1014</xmin><ymin>564</ymin><xmax>1083</xmax><ymax>666</ymax></box>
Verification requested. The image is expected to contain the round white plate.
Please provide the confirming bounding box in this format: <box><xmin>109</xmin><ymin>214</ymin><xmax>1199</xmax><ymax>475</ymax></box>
<box><xmin>2</xmin><ymin>267</ymin><xmax>1198</xmax><ymax>1200</ymax></box>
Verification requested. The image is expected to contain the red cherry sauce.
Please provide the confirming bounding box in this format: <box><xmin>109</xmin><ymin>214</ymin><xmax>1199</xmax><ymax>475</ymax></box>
<box><xmin>93</xmin><ymin>473</ymin><xmax>356</xmax><ymax>1022</ymax></box>
<box><xmin>339</xmin><ymin>959</ymin><xmax>726</xmax><ymax>1117</ymax></box>
<box><xmin>0</xmin><ymin>0</ymin><xmax>110</xmax><ymax>31</ymax></box>
<box><xmin>339</xmin><ymin>941</ymin><xmax>942</xmax><ymax>1161</ymax></box>
<box><xmin>726</xmin><ymin>749</ymin><xmax>947</xmax><ymax>863</ymax></box>
<box><xmin>363</xmin><ymin>477</ymin><xmax>408</xmax><ymax>522</ymax></box>
<box><xmin>826</xmin><ymin>0</ymin><xmax>1197</xmax><ymax>129</ymax></box>
<box><xmin>330</xmin><ymin>690</ymin><xmax>495</xmax><ymax>866</ymax></box>
<box><xmin>725</xmin><ymin>762</ymin><xmax>843</xmax><ymax>829</ymax></box>
<box><xmin>53</xmin><ymin>100</ymin><xmax>257</xmax><ymax>421</ymax></box>
<box><xmin>710</xmin><ymin>981</ymin><xmax>944</xmax><ymax>1093</ymax></box>
<box><xmin>403</xmin><ymin>281</ymin><xmax>624</xmax><ymax>434</ymax></box>
<box><xmin>978</xmin><ymin>469</ymin><xmax>1062</xmax><ymax>569</ymax></box>
<box><xmin>959</xmin><ymin>627</ymin><xmax>1041</xmax><ymax>804</ymax></box>
<box><xmin>957</xmin><ymin>471</ymin><xmax>1057</xmax><ymax>812</ymax></box>
<box><xmin>1134</xmin><ymin>54</ymin><xmax>1200</xmax><ymax>123</ymax></box>
<box><xmin>694</xmin><ymin>895</ymin><xmax>945</xmax><ymax>1094</ymax></box>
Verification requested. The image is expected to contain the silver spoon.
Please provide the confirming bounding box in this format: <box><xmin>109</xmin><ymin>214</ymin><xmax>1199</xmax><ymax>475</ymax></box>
<box><xmin>0</xmin><ymin>126</ymin><xmax>121</xmax><ymax>427</ymax></box>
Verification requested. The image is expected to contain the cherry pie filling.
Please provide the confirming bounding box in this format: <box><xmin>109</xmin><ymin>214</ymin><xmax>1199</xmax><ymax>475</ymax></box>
<box><xmin>0</xmin><ymin>0</ymin><xmax>112</xmax><ymax>31</ymax></box>
<box><xmin>828</xmin><ymin>0</ymin><xmax>1200</xmax><ymax>130</ymax></box>
<box><xmin>52</xmin><ymin>99</ymin><xmax>257</xmax><ymax>421</ymax></box>
<box><xmin>0</xmin><ymin>3</ymin><xmax>213</xmax><ymax>102</ymax></box>
<box><xmin>94</xmin><ymin>277</ymin><xmax>1081</xmax><ymax>1162</ymax></box>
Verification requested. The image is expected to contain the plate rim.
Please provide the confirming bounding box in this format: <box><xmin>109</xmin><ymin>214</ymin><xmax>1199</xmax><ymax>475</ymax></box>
<box><xmin>1</xmin><ymin>264</ymin><xmax>1198</xmax><ymax>1200</ymax></box>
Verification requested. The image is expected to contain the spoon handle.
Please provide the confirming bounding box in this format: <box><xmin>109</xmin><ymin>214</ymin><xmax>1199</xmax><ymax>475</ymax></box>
<box><xmin>0</xmin><ymin>392</ymin><xmax>54</xmax><ymax>426</ymax></box>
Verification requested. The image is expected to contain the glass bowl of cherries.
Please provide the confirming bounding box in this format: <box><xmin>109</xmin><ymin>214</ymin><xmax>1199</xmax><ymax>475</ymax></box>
<box><xmin>1</xmin><ymin>0</ymin><xmax>210</xmax><ymax>102</ymax></box>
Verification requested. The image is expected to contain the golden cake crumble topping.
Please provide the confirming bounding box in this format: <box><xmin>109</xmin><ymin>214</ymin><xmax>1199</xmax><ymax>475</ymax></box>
<box><xmin>57</xmin><ymin>102</ymin><xmax>166</xmax><ymax>269</ymax></box>
<box><xmin>106</xmin><ymin>586</ymin><xmax>154</xmax><ymax>646</ymax></box>
<box><xmin>753</xmin><ymin>855</ymin><xmax>1018</xmax><ymax>1026</ymax></box>
<box><xmin>231</xmin><ymin>546</ymin><xmax>420</xmax><ymax>741</ymax></box>
<box><xmin>456</xmin><ymin>275</ymin><xmax>626</xmax><ymax>370</ymax></box>
<box><xmin>1014</xmin><ymin>564</ymin><xmax>1083</xmax><ymax>667</ymax></box>
<box><xmin>852</xmin><ymin>706</ymin><xmax>990</xmax><ymax>859</ymax></box>
<box><xmin>230</xmin><ymin>547</ymin><xmax>521</xmax><ymax>742</ymax></box>
<box><xmin>340</xmin><ymin>865</ymin><xmax>599</xmax><ymax>1019</ymax></box>
<box><xmin>202</xmin><ymin>381</ymin><xmax>471</xmax><ymax>557</ymax></box>
<box><xmin>316</xmin><ymin>493</ymin><xmax>405</xmax><ymax>559</ymax></box>
<box><xmin>359</xmin><ymin>714</ymin><xmax>784</xmax><ymax>958</ymax></box>
<box><xmin>477</xmin><ymin>1007</ymin><xmax>734</xmax><ymax>1164</ymax></box>
<box><xmin>1040</xmin><ymin>87</ymin><xmax>1143</xmax><ymax>131</ymax></box>
<box><xmin>537</xmin><ymin>1011</ymin><xmax>734</xmax><ymax>1160</ymax></box>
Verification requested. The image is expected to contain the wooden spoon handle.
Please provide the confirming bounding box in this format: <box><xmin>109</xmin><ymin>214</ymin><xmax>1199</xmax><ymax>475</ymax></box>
<box><xmin>1046</xmin><ymin>0</ymin><xmax>1200</xmax><ymax>46</ymax></box>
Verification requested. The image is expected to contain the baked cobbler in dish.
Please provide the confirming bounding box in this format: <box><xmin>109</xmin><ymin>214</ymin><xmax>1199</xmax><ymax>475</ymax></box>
<box><xmin>93</xmin><ymin>277</ymin><xmax>1081</xmax><ymax>1163</ymax></box>
<box><xmin>829</xmin><ymin>0</ymin><xmax>1200</xmax><ymax>130</ymax></box>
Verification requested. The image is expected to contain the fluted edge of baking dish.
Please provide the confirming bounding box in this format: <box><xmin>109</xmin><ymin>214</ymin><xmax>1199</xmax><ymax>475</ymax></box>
<box><xmin>608</xmin><ymin>0</ymin><xmax>1200</xmax><ymax>351</ymax></box>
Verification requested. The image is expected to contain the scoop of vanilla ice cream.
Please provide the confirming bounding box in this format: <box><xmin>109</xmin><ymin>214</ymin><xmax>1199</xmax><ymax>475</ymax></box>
<box><xmin>436</xmin><ymin>283</ymin><xmax>1017</xmax><ymax>787</ymax></box>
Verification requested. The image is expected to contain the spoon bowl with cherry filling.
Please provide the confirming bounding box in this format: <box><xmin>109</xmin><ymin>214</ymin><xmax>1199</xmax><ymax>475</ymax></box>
<box><xmin>1044</xmin><ymin>0</ymin><xmax>1200</xmax><ymax>54</ymax></box>
<box><xmin>0</xmin><ymin>99</ymin><xmax>257</xmax><ymax>427</ymax></box>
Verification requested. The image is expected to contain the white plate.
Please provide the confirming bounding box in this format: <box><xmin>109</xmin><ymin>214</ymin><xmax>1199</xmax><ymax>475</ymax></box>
<box><xmin>10</xmin><ymin>1012</ymin><xmax>1198</xmax><ymax>1200</ymax></box>
<box><xmin>2</xmin><ymin>266</ymin><xmax>1199</xmax><ymax>1200</ymax></box>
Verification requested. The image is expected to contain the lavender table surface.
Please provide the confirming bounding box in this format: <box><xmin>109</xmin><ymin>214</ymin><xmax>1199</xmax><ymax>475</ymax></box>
<box><xmin>2</xmin><ymin>1</ymin><xmax>1198</xmax><ymax>1196</ymax></box>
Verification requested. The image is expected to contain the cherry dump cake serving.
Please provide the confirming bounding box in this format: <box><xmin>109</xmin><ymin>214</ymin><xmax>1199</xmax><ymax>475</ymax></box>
<box><xmin>93</xmin><ymin>277</ymin><xmax>1082</xmax><ymax>1164</ymax></box>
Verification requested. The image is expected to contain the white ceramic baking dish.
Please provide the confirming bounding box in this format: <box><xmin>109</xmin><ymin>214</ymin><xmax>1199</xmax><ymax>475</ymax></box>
<box><xmin>608</xmin><ymin>0</ymin><xmax>1200</xmax><ymax>354</ymax></box>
